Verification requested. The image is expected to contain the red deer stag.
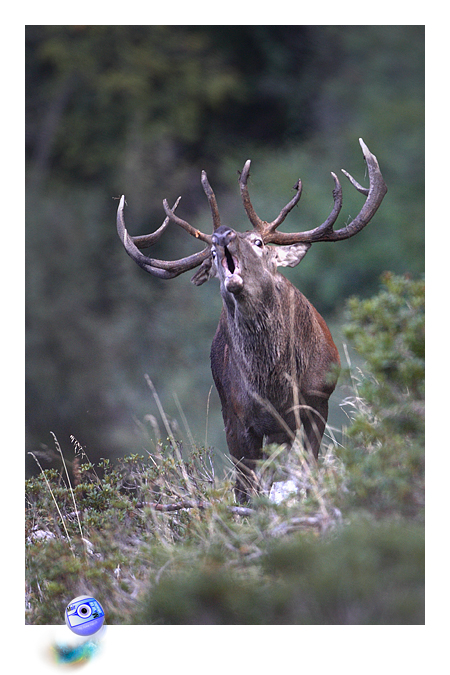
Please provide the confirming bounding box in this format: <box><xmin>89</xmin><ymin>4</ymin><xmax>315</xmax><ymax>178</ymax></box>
<box><xmin>117</xmin><ymin>139</ymin><xmax>387</xmax><ymax>502</ymax></box>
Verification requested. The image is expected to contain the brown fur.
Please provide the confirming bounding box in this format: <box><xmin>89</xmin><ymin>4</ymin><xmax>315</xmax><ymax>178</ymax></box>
<box><xmin>209</xmin><ymin>226</ymin><xmax>340</xmax><ymax>502</ymax></box>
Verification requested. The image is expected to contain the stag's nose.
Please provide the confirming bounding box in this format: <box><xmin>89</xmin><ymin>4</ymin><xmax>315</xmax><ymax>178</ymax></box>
<box><xmin>212</xmin><ymin>226</ymin><xmax>236</xmax><ymax>248</ymax></box>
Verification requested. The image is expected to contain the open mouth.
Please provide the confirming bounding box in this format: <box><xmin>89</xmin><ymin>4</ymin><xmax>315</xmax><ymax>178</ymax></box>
<box><xmin>224</xmin><ymin>246</ymin><xmax>236</xmax><ymax>274</ymax></box>
<box><xmin>216</xmin><ymin>244</ymin><xmax>243</xmax><ymax>294</ymax></box>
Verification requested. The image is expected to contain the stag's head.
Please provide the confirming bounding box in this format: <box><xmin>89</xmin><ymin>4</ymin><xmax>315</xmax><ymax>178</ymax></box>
<box><xmin>117</xmin><ymin>139</ymin><xmax>387</xmax><ymax>301</ymax></box>
<box><xmin>206</xmin><ymin>225</ymin><xmax>310</xmax><ymax>305</ymax></box>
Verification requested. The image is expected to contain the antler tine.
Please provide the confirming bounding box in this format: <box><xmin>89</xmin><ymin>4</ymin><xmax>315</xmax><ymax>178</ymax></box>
<box><xmin>267</xmin><ymin>172</ymin><xmax>343</xmax><ymax>245</ymax></box>
<box><xmin>201</xmin><ymin>170</ymin><xmax>222</xmax><ymax>231</ymax></box>
<box><xmin>130</xmin><ymin>196</ymin><xmax>181</xmax><ymax>249</ymax></box>
<box><xmin>239</xmin><ymin>160</ymin><xmax>265</xmax><ymax>232</ymax></box>
<box><xmin>117</xmin><ymin>195</ymin><xmax>210</xmax><ymax>279</ymax></box>
<box><xmin>265</xmin><ymin>179</ymin><xmax>303</xmax><ymax>235</ymax></box>
<box><xmin>162</xmin><ymin>200</ymin><xmax>212</xmax><ymax>244</ymax></box>
<box><xmin>263</xmin><ymin>138</ymin><xmax>387</xmax><ymax>245</ymax></box>
<box><xmin>341</xmin><ymin>169</ymin><xmax>368</xmax><ymax>196</ymax></box>
<box><xmin>239</xmin><ymin>159</ymin><xmax>303</xmax><ymax>239</ymax></box>
<box><xmin>330</xmin><ymin>138</ymin><xmax>388</xmax><ymax>240</ymax></box>
<box><xmin>314</xmin><ymin>172</ymin><xmax>343</xmax><ymax>234</ymax></box>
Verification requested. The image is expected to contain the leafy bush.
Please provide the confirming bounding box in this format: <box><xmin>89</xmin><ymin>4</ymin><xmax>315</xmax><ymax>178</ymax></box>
<box><xmin>339</xmin><ymin>273</ymin><xmax>425</xmax><ymax>518</ymax></box>
<box><xmin>134</xmin><ymin>518</ymin><xmax>424</xmax><ymax>625</ymax></box>
<box><xmin>25</xmin><ymin>438</ymin><xmax>227</xmax><ymax>625</ymax></box>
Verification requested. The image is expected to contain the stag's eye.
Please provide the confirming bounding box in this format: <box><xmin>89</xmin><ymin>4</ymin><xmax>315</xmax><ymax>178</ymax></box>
<box><xmin>254</xmin><ymin>239</ymin><xmax>263</xmax><ymax>248</ymax></box>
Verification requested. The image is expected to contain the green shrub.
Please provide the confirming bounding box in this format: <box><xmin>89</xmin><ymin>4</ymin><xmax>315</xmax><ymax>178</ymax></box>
<box><xmin>339</xmin><ymin>273</ymin><xmax>424</xmax><ymax>518</ymax></box>
<box><xmin>133</xmin><ymin>518</ymin><xmax>424</xmax><ymax>624</ymax></box>
<box><xmin>25</xmin><ymin>441</ymin><xmax>225</xmax><ymax>625</ymax></box>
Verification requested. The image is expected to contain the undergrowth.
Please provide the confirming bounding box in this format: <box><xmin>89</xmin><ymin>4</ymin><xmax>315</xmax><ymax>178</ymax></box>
<box><xmin>25</xmin><ymin>273</ymin><xmax>424</xmax><ymax>625</ymax></box>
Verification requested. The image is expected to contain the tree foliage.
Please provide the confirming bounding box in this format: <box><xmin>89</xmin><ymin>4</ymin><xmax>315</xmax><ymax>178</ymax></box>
<box><xmin>26</xmin><ymin>25</ymin><xmax>326</xmax><ymax>187</ymax></box>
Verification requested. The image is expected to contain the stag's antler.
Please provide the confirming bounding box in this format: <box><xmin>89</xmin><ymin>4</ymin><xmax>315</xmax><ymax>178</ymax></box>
<box><xmin>117</xmin><ymin>186</ymin><xmax>214</xmax><ymax>280</ymax></box>
<box><xmin>117</xmin><ymin>138</ymin><xmax>387</xmax><ymax>279</ymax></box>
<box><xmin>239</xmin><ymin>138</ymin><xmax>387</xmax><ymax>245</ymax></box>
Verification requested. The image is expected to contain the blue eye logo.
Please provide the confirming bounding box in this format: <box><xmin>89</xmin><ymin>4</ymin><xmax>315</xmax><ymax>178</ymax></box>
<box><xmin>65</xmin><ymin>596</ymin><xmax>105</xmax><ymax>636</ymax></box>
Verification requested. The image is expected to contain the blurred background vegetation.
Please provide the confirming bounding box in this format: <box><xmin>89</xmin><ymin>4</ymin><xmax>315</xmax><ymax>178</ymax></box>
<box><xmin>25</xmin><ymin>25</ymin><xmax>424</xmax><ymax>476</ymax></box>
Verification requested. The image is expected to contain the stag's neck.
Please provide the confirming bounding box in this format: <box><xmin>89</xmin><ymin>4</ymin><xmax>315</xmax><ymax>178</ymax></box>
<box><xmin>222</xmin><ymin>280</ymin><xmax>313</xmax><ymax>389</ymax></box>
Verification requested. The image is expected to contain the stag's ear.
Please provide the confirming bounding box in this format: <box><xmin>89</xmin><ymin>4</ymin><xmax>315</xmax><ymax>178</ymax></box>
<box><xmin>191</xmin><ymin>255</ymin><xmax>217</xmax><ymax>286</ymax></box>
<box><xmin>273</xmin><ymin>242</ymin><xmax>312</xmax><ymax>268</ymax></box>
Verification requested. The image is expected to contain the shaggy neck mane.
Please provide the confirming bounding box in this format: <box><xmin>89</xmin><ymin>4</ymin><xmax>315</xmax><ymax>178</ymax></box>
<box><xmin>224</xmin><ymin>282</ymin><xmax>313</xmax><ymax>392</ymax></box>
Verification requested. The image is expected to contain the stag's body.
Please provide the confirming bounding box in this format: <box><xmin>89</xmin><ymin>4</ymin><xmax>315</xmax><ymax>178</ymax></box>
<box><xmin>210</xmin><ymin>236</ymin><xmax>340</xmax><ymax>499</ymax></box>
<box><xmin>117</xmin><ymin>139</ymin><xmax>387</xmax><ymax>502</ymax></box>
